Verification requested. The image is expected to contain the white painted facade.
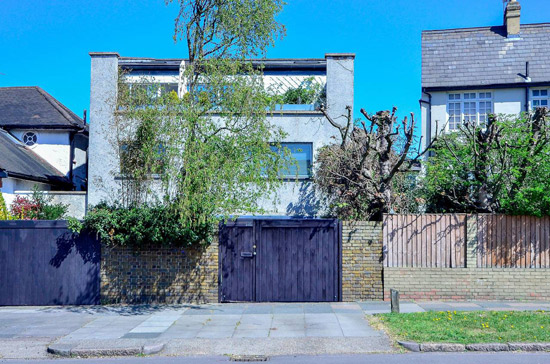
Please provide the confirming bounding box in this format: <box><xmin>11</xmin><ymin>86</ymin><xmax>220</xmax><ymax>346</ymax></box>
<box><xmin>89</xmin><ymin>53</ymin><xmax>354</xmax><ymax>216</ymax></box>
<box><xmin>9</xmin><ymin>129</ymin><xmax>72</xmax><ymax>175</ymax></box>
<box><xmin>421</xmin><ymin>87</ymin><xmax>528</xmax><ymax>149</ymax></box>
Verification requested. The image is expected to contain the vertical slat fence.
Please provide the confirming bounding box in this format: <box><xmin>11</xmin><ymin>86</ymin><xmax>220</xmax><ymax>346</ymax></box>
<box><xmin>383</xmin><ymin>214</ymin><xmax>467</xmax><ymax>268</ymax></box>
<box><xmin>477</xmin><ymin>214</ymin><xmax>549</xmax><ymax>268</ymax></box>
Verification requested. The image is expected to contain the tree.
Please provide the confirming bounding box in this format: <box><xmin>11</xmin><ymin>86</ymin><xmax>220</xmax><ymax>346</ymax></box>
<box><xmin>423</xmin><ymin>107</ymin><xmax>550</xmax><ymax>216</ymax></box>
<box><xmin>109</xmin><ymin>0</ymin><xmax>289</xmax><ymax>241</ymax></box>
<box><xmin>316</xmin><ymin>106</ymin><xmax>437</xmax><ymax>221</ymax></box>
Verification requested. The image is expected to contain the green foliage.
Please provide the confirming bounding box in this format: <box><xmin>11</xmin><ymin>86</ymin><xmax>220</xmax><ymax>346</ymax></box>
<box><xmin>0</xmin><ymin>192</ymin><xmax>11</xmax><ymax>220</ymax></box>
<box><xmin>422</xmin><ymin>109</ymin><xmax>550</xmax><ymax>216</ymax></box>
<box><xmin>378</xmin><ymin>310</ymin><xmax>550</xmax><ymax>344</ymax></box>
<box><xmin>98</xmin><ymin>0</ymin><xmax>289</xmax><ymax>247</ymax></box>
<box><xmin>67</xmin><ymin>216</ymin><xmax>84</xmax><ymax>234</ymax></box>
<box><xmin>167</xmin><ymin>0</ymin><xmax>286</xmax><ymax>61</ymax></box>
<box><xmin>82</xmin><ymin>203</ymin><xmax>212</xmax><ymax>247</ymax></box>
<box><xmin>278</xmin><ymin>77</ymin><xmax>325</xmax><ymax>105</ymax></box>
<box><xmin>9</xmin><ymin>187</ymin><xmax>67</xmax><ymax>220</ymax></box>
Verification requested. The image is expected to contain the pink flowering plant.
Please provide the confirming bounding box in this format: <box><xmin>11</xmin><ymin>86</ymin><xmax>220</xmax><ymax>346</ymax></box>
<box><xmin>9</xmin><ymin>187</ymin><xmax>67</xmax><ymax>220</ymax></box>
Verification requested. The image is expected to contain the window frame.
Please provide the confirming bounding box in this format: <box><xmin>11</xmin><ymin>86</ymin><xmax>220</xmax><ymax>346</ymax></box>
<box><xmin>531</xmin><ymin>89</ymin><xmax>549</xmax><ymax>109</ymax></box>
<box><xmin>446</xmin><ymin>91</ymin><xmax>493</xmax><ymax>131</ymax></box>
<box><xmin>270</xmin><ymin>142</ymin><xmax>313</xmax><ymax>180</ymax></box>
<box><xmin>22</xmin><ymin>131</ymin><xmax>38</xmax><ymax>147</ymax></box>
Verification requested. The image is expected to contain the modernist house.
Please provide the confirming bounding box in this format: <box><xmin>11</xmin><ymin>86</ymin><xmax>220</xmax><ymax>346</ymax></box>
<box><xmin>0</xmin><ymin>87</ymin><xmax>89</xmax><ymax>215</ymax></box>
<box><xmin>420</xmin><ymin>0</ymin><xmax>550</xmax><ymax>147</ymax></box>
<box><xmin>88</xmin><ymin>53</ymin><xmax>354</xmax><ymax>216</ymax></box>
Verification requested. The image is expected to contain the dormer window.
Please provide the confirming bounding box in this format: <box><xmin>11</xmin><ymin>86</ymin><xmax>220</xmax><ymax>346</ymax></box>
<box><xmin>22</xmin><ymin>131</ymin><xmax>37</xmax><ymax>146</ymax></box>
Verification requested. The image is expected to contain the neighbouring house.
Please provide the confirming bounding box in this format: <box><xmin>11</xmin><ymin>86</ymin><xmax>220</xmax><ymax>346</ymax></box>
<box><xmin>420</xmin><ymin>0</ymin><xmax>550</xmax><ymax>148</ymax></box>
<box><xmin>88</xmin><ymin>52</ymin><xmax>354</xmax><ymax>216</ymax></box>
<box><xmin>0</xmin><ymin>87</ymin><xmax>89</xmax><ymax>217</ymax></box>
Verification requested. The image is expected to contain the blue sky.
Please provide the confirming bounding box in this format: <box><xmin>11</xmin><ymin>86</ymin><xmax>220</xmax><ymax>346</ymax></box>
<box><xmin>1</xmin><ymin>0</ymin><xmax>550</xmax><ymax>122</ymax></box>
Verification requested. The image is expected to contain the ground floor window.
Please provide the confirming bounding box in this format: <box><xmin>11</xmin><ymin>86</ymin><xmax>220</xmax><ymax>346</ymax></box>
<box><xmin>270</xmin><ymin>142</ymin><xmax>313</xmax><ymax>179</ymax></box>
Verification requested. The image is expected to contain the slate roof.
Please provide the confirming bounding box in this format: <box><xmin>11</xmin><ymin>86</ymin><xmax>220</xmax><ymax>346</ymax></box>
<box><xmin>0</xmin><ymin>129</ymin><xmax>70</xmax><ymax>186</ymax></box>
<box><xmin>0</xmin><ymin>87</ymin><xmax>86</xmax><ymax>130</ymax></box>
<box><xmin>422</xmin><ymin>23</ymin><xmax>550</xmax><ymax>90</ymax></box>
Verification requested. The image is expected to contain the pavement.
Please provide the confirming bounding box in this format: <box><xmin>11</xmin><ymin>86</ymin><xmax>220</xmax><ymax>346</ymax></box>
<box><xmin>1</xmin><ymin>301</ymin><xmax>550</xmax><ymax>359</ymax></box>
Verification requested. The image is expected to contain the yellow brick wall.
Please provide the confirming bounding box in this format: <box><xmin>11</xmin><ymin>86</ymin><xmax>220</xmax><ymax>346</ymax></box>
<box><xmin>100</xmin><ymin>237</ymin><xmax>218</xmax><ymax>304</ymax></box>
<box><xmin>341</xmin><ymin>221</ymin><xmax>384</xmax><ymax>300</ymax></box>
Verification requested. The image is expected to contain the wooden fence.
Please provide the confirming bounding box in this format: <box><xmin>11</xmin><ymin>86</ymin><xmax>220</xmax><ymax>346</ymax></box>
<box><xmin>383</xmin><ymin>214</ymin><xmax>550</xmax><ymax>269</ymax></box>
<box><xmin>0</xmin><ymin>220</ymin><xmax>100</xmax><ymax>305</ymax></box>
<box><xmin>477</xmin><ymin>215</ymin><xmax>550</xmax><ymax>268</ymax></box>
<box><xmin>383</xmin><ymin>214</ymin><xmax>467</xmax><ymax>268</ymax></box>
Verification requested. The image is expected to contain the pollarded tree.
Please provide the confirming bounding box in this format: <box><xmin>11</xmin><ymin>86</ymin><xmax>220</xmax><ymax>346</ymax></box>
<box><xmin>316</xmin><ymin>106</ymin><xmax>438</xmax><ymax>221</ymax></box>
<box><xmin>424</xmin><ymin>107</ymin><xmax>550</xmax><ymax>215</ymax></box>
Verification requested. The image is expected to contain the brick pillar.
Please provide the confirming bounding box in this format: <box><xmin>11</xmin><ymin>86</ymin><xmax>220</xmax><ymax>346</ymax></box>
<box><xmin>466</xmin><ymin>214</ymin><xmax>478</xmax><ymax>268</ymax></box>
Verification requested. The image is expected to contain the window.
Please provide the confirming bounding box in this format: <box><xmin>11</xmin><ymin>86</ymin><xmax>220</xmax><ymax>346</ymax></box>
<box><xmin>130</xmin><ymin>83</ymin><xmax>178</xmax><ymax>98</ymax></box>
<box><xmin>22</xmin><ymin>132</ymin><xmax>37</xmax><ymax>146</ymax></box>
<box><xmin>271</xmin><ymin>143</ymin><xmax>312</xmax><ymax>179</ymax></box>
<box><xmin>447</xmin><ymin>92</ymin><xmax>493</xmax><ymax>129</ymax></box>
<box><xmin>532</xmin><ymin>89</ymin><xmax>549</xmax><ymax>108</ymax></box>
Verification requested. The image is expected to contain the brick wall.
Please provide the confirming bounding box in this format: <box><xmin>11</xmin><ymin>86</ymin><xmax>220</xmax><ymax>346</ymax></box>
<box><xmin>100</xmin><ymin>238</ymin><xmax>218</xmax><ymax>304</ymax></box>
<box><xmin>384</xmin><ymin>267</ymin><xmax>550</xmax><ymax>301</ymax></box>
<box><xmin>341</xmin><ymin>221</ymin><xmax>384</xmax><ymax>300</ymax></box>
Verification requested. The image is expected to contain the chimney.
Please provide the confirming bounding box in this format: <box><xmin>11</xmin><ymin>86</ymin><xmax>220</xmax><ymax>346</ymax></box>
<box><xmin>504</xmin><ymin>0</ymin><xmax>521</xmax><ymax>37</ymax></box>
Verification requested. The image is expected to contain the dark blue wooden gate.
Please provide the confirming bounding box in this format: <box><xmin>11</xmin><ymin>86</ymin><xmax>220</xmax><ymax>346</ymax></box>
<box><xmin>0</xmin><ymin>220</ymin><xmax>100</xmax><ymax>305</ymax></box>
<box><xmin>219</xmin><ymin>218</ymin><xmax>341</xmax><ymax>302</ymax></box>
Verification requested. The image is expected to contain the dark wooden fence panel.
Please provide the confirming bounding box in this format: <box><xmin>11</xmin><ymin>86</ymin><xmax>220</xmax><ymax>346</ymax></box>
<box><xmin>477</xmin><ymin>214</ymin><xmax>550</xmax><ymax>268</ymax></box>
<box><xmin>219</xmin><ymin>220</ymin><xmax>255</xmax><ymax>302</ymax></box>
<box><xmin>383</xmin><ymin>214</ymin><xmax>467</xmax><ymax>268</ymax></box>
<box><xmin>255</xmin><ymin>219</ymin><xmax>340</xmax><ymax>302</ymax></box>
<box><xmin>0</xmin><ymin>221</ymin><xmax>100</xmax><ymax>306</ymax></box>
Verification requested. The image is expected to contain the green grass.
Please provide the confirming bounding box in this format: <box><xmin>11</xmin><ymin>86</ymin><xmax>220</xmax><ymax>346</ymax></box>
<box><xmin>376</xmin><ymin>310</ymin><xmax>550</xmax><ymax>344</ymax></box>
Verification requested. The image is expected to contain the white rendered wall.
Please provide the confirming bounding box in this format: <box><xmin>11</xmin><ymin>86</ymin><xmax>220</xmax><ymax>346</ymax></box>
<box><xmin>423</xmin><ymin>88</ymin><xmax>528</xmax><ymax>144</ymax></box>
<box><xmin>10</xmin><ymin>129</ymin><xmax>71</xmax><ymax>175</ymax></box>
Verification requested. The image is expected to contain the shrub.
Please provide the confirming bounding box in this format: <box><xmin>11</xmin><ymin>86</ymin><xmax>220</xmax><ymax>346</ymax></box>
<box><xmin>77</xmin><ymin>203</ymin><xmax>213</xmax><ymax>247</ymax></box>
<box><xmin>9</xmin><ymin>187</ymin><xmax>67</xmax><ymax>220</ymax></box>
<box><xmin>0</xmin><ymin>192</ymin><xmax>11</xmax><ymax>220</ymax></box>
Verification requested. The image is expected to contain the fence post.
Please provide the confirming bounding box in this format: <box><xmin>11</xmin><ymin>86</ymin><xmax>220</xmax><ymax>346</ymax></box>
<box><xmin>466</xmin><ymin>214</ymin><xmax>478</xmax><ymax>268</ymax></box>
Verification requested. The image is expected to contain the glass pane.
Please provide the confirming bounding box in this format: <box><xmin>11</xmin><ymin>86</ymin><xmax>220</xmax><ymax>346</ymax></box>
<box><xmin>464</xmin><ymin>102</ymin><xmax>476</xmax><ymax>122</ymax></box>
<box><xmin>542</xmin><ymin>100</ymin><xmax>549</xmax><ymax>106</ymax></box>
<box><xmin>161</xmin><ymin>83</ymin><xmax>178</xmax><ymax>95</ymax></box>
<box><xmin>533</xmin><ymin>90</ymin><xmax>540</xmax><ymax>97</ymax></box>
<box><xmin>271</xmin><ymin>143</ymin><xmax>312</xmax><ymax>178</ymax></box>
<box><xmin>542</xmin><ymin>90</ymin><xmax>548</xmax><ymax>96</ymax></box>
<box><xmin>534</xmin><ymin>100</ymin><xmax>540</xmax><ymax>106</ymax></box>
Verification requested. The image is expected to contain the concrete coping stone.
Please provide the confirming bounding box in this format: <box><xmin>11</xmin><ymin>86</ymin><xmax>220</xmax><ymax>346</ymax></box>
<box><xmin>47</xmin><ymin>342</ymin><xmax>165</xmax><ymax>357</ymax></box>
<box><xmin>399</xmin><ymin>341</ymin><xmax>550</xmax><ymax>352</ymax></box>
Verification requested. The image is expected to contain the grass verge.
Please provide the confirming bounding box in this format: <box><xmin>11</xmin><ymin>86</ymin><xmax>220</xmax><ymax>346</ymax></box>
<box><xmin>376</xmin><ymin>310</ymin><xmax>550</xmax><ymax>344</ymax></box>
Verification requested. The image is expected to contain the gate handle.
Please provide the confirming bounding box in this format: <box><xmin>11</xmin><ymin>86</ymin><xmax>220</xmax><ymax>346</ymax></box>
<box><xmin>240</xmin><ymin>252</ymin><xmax>254</xmax><ymax>258</ymax></box>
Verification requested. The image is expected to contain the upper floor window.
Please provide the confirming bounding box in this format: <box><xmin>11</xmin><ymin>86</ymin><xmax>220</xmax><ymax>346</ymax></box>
<box><xmin>532</xmin><ymin>89</ymin><xmax>549</xmax><ymax>109</ymax></box>
<box><xmin>447</xmin><ymin>92</ymin><xmax>493</xmax><ymax>130</ymax></box>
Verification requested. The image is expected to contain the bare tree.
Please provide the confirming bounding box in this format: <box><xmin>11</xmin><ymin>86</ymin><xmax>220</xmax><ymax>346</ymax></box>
<box><xmin>316</xmin><ymin>105</ymin><xmax>438</xmax><ymax>221</ymax></box>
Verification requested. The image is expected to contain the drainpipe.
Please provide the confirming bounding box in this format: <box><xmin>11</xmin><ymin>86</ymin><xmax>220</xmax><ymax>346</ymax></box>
<box><xmin>524</xmin><ymin>61</ymin><xmax>531</xmax><ymax>112</ymax></box>
<box><xmin>419</xmin><ymin>89</ymin><xmax>432</xmax><ymax>153</ymax></box>
<box><xmin>69</xmin><ymin>131</ymin><xmax>75</xmax><ymax>190</ymax></box>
